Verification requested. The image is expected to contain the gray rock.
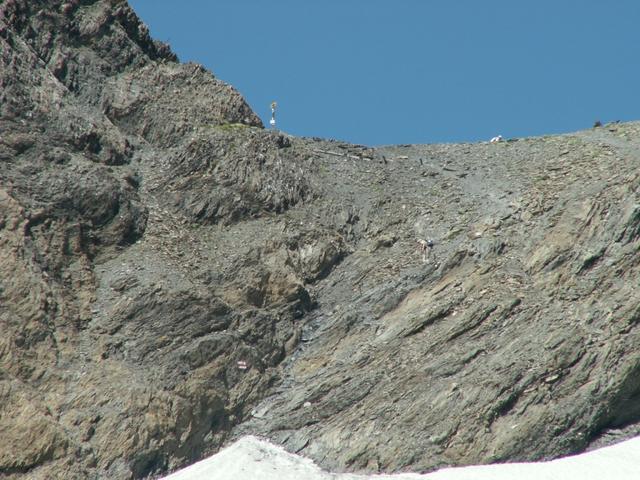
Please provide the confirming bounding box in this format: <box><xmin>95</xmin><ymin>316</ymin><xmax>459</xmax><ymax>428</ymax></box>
<box><xmin>2</xmin><ymin>1</ymin><xmax>640</xmax><ymax>479</ymax></box>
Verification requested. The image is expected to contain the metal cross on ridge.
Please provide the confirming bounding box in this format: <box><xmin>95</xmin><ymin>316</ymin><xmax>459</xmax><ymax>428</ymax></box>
<box><xmin>270</xmin><ymin>101</ymin><xmax>277</xmax><ymax>128</ymax></box>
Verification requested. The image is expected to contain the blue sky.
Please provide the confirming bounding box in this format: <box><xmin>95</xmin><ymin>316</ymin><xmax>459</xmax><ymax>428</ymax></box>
<box><xmin>129</xmin><ymin>1</ymin><xmax>640</xmax><ymax>146</ymax></box>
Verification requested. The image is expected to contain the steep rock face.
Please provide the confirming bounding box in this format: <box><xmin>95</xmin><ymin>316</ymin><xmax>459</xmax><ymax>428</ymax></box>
<box><xmin>1</xmin><ymin>1</ymin><xmax>640</xmax><ymax>479</ymax></box>
<box><xmin>237</xmin><ymin>130</ymin><xmax>640</xmax><ymax>472</ymax></box>
<box><xmin>0</xmin><ymin>1</ymin><xmax>305</xmax><ymax>478</ymax></box>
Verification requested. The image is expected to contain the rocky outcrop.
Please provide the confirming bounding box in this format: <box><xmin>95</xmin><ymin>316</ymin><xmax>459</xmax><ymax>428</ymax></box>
<box><xmin>238</xmin><ymin>130</ymin><xmax>640</xmax><ymax>473</ymax></box>
<box><xmin>1</xmin><ymin>1</ymin><xmax>640</xmax><ymax>479</ymax></box>
<box><xmin>0</xmin><ymin>1</ymin><xmax>296</xmax><ymax>478</ymax></box>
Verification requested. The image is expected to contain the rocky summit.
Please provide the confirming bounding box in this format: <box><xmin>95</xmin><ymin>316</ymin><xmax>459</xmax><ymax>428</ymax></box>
<box><xmin>1</xmin><ymin>1</ymin><xmax>640</xmax><ymax>479</ymax></box>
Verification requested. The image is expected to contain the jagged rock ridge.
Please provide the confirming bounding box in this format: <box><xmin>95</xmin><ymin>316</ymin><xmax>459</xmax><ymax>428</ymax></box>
<box><xmin>1</xmin><ymin>1</ymin><xmax>639</xmax><ymax>479</ymax></box>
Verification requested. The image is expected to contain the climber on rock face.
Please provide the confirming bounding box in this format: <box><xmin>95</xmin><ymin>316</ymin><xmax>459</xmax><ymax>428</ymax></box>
<box><xmin>418</xmin><ymin>238</ymin><xmax>434</xmax><ymax>263</ymax></box>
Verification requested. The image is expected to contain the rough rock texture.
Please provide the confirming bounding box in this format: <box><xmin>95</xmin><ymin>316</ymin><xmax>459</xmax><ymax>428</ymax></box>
<box><xmin>1</xmin><ymin>1</ymin><xmax>640</xmax><ymax>479</ymax></box>
<box><xmin>237</xmin><ymin>130</ymin><xmax>640</xmax><ymax>473</ymax></box>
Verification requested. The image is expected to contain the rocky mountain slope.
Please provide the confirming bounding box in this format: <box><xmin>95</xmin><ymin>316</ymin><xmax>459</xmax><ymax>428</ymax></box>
<box><xmin>1</xmin><ymin>1</ymin><xmax>639</xmax><ymax>479</ymax></box>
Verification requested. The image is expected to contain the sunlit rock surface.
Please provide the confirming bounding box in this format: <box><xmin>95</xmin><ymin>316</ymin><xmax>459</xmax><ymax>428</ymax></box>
<box><xmin>2</xmin><ymin>1</ymin><xmax>640</xmax><ymax>478</ymax></box>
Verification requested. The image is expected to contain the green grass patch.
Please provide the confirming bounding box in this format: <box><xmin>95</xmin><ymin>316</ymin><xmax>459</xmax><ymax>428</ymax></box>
<box><xmin>216</xmin><ymin>122</ymin><xmax>250</xmax><ymax>131</ymax></box>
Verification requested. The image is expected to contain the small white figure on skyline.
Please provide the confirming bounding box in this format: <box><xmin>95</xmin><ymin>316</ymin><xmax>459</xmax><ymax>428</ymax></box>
<box><xmin>270</xmin><ymin>101</ymin><xmax>277</xmax><ymax>129</ymax></box>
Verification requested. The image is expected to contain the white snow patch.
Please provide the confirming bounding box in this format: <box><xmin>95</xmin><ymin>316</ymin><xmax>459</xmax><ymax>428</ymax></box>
<box><xmin>161</xmin><ymin>435</ymin><xmax>640</xmax><ymax>480</ymax></box>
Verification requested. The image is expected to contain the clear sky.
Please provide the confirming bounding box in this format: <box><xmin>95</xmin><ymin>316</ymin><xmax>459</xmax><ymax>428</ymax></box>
<box><xmin>129</xmin><ymin>1</ymin><xmax>640</xmax><ymax>146</ymax></box>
